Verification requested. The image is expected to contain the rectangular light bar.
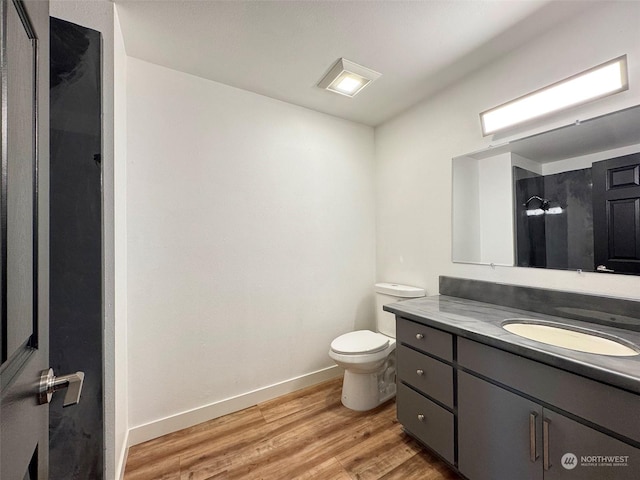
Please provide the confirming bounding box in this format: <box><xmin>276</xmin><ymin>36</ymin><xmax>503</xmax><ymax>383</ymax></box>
<box><xmin>318</xmin><ymin>58</ymin><xmax>381</xmax><ymax>97</ymax></box>
<box><xmin>480</xmin><ymin>55</ymin><xmax>628</xmax><ymax>136</ymax></box>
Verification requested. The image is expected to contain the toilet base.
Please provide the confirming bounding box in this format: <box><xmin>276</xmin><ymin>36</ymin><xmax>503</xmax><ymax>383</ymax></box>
<box><xmin>340</xmin><ymin>355</ymin><xmax>396</xmax><ymax>411</ymax></box>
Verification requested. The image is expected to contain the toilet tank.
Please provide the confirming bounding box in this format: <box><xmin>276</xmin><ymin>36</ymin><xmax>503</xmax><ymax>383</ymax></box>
<box><xmin>375</xmin><ymin>283</ymin><xmax>426</xmax><ymax>338</ymax></box>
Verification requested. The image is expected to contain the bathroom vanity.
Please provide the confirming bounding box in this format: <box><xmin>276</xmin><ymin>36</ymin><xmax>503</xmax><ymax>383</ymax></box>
<box><xmin>387</xmin><ymin>277</ymin><xmax>640</xmax><ymax>480</ymax></box>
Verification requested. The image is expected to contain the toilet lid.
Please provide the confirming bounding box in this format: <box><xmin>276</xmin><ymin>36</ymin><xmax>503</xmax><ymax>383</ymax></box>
<box><xmin>330</xmin><ymin>330</ymin><xmax>390</xmax><ymax>355</ymax></box>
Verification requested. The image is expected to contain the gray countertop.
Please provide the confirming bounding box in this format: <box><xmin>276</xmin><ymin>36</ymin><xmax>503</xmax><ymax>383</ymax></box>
<box><xmin>384</xmin><ymin>295</ymin><xmax>640</xmax><ymax>395</ymax></box>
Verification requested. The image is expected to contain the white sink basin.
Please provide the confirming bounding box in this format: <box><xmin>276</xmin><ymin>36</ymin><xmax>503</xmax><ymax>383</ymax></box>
<box><xmin>502</xmin><ymin>319</ymin><xmax>639</xmax><ymax>357</ymax></box>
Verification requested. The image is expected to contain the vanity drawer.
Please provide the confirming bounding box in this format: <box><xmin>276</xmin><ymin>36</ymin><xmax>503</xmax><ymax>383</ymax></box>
<box><xmin>397</xmin><ymin>317</ymin><xmax>453</xmax><ymax>362</ymax></box>
<box><xmin>397</xmin><ymin>383</ymin><xmax>455</xmax><ymax>464</ymax></box>
<box><xmin>458</xmin><ymin>337</ymin><xmax>640</xmax><ymax>444</ymax></box>
<box><xmin>398</xmin><ymin>344</ymin><xmax>453</xmax><ymax>408</ymax></box>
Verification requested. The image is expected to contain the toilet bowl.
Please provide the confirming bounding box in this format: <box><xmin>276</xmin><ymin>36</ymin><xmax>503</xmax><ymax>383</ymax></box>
<box><xmin>329</xmin><ymin>283</ymin><xmax>425</xmax><ymax>411</ymax></box>
<box><xmin>329</xmin><ymin>330</ymin><xmax>397</xmax><ymax>411</ymax></box>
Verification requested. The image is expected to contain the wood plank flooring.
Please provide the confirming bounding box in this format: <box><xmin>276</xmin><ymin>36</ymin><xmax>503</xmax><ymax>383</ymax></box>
<box><xmin>124</xmin><ymin>377</ymin><xmax>461</xmax><ymax>480</ymax></box>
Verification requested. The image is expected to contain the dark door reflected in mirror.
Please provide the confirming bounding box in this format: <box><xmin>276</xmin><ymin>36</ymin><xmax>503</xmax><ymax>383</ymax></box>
<box><xmin>593</xmin><ymin>153</ymin><xmax>640</xmax><ymax>274</ymax></box>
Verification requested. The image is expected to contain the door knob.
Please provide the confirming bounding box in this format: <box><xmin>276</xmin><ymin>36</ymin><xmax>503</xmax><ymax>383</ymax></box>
<box><xmin>38</xmin><ymin>368</ymin><xmax>85</xmax><ymax>407</ymax></box>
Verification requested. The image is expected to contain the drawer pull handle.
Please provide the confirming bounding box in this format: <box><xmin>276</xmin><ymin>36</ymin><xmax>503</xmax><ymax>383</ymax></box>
<box><xmin>416</xmin><ymin>333</ymin><xmax>424</xmax><ymax>340</ymax></box>
<box><xmin>417</xmin><ymin>414</ymin><xmax>425</xmax><ymax>422</ymax></box>
<box><xmin>543</xmin><ymin>418</ymin><xmax>551</xmax><ymax>471</ymax></box>
<box><xmin>416</xmin><ymin>369</ymin><xmax>424</xmax><ymax>376</ymax></box>
<box><xmin>529</xmin><ymin>412</ymin><xmax>539</xmax><ymax>462</ymax></box>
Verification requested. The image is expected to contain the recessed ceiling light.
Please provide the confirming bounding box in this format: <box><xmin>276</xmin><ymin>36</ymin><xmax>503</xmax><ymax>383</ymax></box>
<box><xmin>480</xmin><ymin>55</ymin><xmax>629</xmax><ymax>136</ymax></box>
<box><xmin>318</xmin><ymin>58</ymin><xmax>381</xmax><ymax>98</ymax></box>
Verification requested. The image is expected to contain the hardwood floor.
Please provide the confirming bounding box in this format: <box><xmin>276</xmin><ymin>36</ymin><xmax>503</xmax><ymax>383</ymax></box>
<box><xmin>124</xmin><ymin>377</ymin><xmax>460</xmax><ymax>480</ymax></box>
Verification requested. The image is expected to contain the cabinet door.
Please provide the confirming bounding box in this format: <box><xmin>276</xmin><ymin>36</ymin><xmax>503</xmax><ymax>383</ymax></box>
<box><xmin>543</xmin><ymin>410</ymin><xmax>640</xmax><ymax>480</ymax></box>
<box><xmin>458</xmin><ymin>371</ymin><xmax>543</xmax><ymax>480</ymax></box>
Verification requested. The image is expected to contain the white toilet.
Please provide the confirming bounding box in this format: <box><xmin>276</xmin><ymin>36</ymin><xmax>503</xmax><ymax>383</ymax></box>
<box><xmin>329</xmin><ymin>282</ymin><xmax>426</xmax><ymax>411</ymax></box>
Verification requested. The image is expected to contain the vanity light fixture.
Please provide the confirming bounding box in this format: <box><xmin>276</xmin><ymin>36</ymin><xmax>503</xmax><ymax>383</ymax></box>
<box><xmin>318</xmin><ymin>58</ymin><xmax>381</xmax><ymax>97</ymax></box>
<box><xmin>480</xmin><ymin>55</ymin><xmax>628</xmax><ymax>136</ymax></box>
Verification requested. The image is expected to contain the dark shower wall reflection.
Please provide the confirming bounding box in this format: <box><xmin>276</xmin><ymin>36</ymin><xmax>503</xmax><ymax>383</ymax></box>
<box><xmin>50</xmin><ymin>17</ymin><xmax>103</xmax><ymax>480</ymax></box>
<box><xmin>515</xmin><ymin>168</ymin><xmax>546</xmax><ymax>268</ymax></box>
<box><xmin>515</xmin><ymin>166</ymin><xmax>594</xmax><ymax>271</ymax></box>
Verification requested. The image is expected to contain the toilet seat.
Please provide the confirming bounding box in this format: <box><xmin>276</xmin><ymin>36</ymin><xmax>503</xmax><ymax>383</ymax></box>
<box><xmin>330</xmin><ymin>330</ymin><xmax>390</xmax><ymax>355</ymax></box>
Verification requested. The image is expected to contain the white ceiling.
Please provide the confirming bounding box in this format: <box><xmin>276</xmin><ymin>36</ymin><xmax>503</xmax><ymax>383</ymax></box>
<box><xmin>115</xmin><ymin>0</ymin><xmax>587</xmax><ymax>127</ymax></box>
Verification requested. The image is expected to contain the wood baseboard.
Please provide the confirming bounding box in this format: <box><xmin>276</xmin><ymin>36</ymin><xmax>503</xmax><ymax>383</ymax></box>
<box><xmin>127</xmin><ymin>365</ymin><xmax>342</xmax><ymax>447</ymax></box>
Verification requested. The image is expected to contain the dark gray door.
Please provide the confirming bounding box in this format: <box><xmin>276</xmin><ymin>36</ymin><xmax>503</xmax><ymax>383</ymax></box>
<box><xmin>592</xmin><ymin>152</ymin><xmax>640</xmax><ymax>274</ymax></box>
<box><xmin>0</xmin><ymin>1</ymin><xmax>50</xmax><ymax>478</ymax></box>
<box><xmin>458</xmin><ymin>371</ymin><xmax>543</xmax><ymax>480</ymax></box>
<box><xmin>543</xmin><ymin>409</ymin><xmax>640</xmax><ymax>480</ymax></box>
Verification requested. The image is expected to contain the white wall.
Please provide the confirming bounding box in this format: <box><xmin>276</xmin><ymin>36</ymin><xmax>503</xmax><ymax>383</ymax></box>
<box><xmin>48</xmin><ymin>2</ymin><xmax>120</xmax><ymax>479</ymax></box>
<box><xmin>512</xmin><ymin>153</ymin><xmax>542</xmax><ymax>176</ymax></box>
<box><xmin>376</xmin><ymin>1</ymin><xmax>640</xmax><ymax>299</ymax></box>
<box><xmin>452</xmin><ymin>156</ymin><xmax>480</xmax><ymax>263</ymax></box>
<box><xmin>126</xmin><ymin>59</ymin><xmax>376</xmax><ymax>434</ymax></box>
<box><xmin>478</xmin><ymin>153</ymin><xmax>514</xmax><ymax>266</ymax></box>
<box><xmin>542</xmin><ymin>143</ymin><xmax>640</xmax><ymax>176</ymax></box>
<box><xmin>452</xmin><ymin>152</ymin><xmax>514</xmax><ymax>266</ymax></box>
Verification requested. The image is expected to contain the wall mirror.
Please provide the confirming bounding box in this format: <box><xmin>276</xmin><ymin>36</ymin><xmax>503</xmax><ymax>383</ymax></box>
<box><xmin>452</xmin><ymin>105</ymin><xmax>640</xmax><ymax>275</ymax></box>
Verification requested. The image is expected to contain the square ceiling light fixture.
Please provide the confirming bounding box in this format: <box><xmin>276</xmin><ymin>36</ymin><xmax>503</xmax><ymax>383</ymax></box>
<box><xmin>318</xmin><ymin>58</ymin><xmax>381</xmax><ymax>97</ymax></box>
<box><xmin>480</xmin><ymin>55</ymin><xmax>628</xmax><ymax>136</ymax></box>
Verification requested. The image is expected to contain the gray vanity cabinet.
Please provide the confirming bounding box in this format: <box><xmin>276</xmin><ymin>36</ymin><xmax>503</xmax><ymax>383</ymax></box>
<box><xmin>458</xmin><ymin>338</ymin><xmax>640</xmax><ymax>479</ymax></box>
<box><xmin>395</xmin><ymin>316</ymin><xmax>640</xmax><ymax>480</ymax></box>
<box><xmin>459</xmin><ymin>371</ymin><xmax>639</xmax><ymax>480</ymax></box>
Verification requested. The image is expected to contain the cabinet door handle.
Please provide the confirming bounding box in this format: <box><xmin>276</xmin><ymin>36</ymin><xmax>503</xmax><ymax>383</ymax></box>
<box><xmin>529</xmin><ymin>412</ymin><xmax>539</xmax><ymax>462</ymax></box>
<box><xmin>417</xmin><ymin>414</ymin><xmax>425</xmax><ymax>422</ymax></box>
<box><xmin>415</xmin><ymin>333</ymin><xmax>424</xmax><ymax>340</ymax></box>
<box><xmin>416</xmin><ymin>369</ymin><xmax>424</xmax><ymax>376</ymax></box>
<box><xmin>543</xmin><ymin>418</ymin><xmax>551</xmax><ymax>471</ymax></box>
